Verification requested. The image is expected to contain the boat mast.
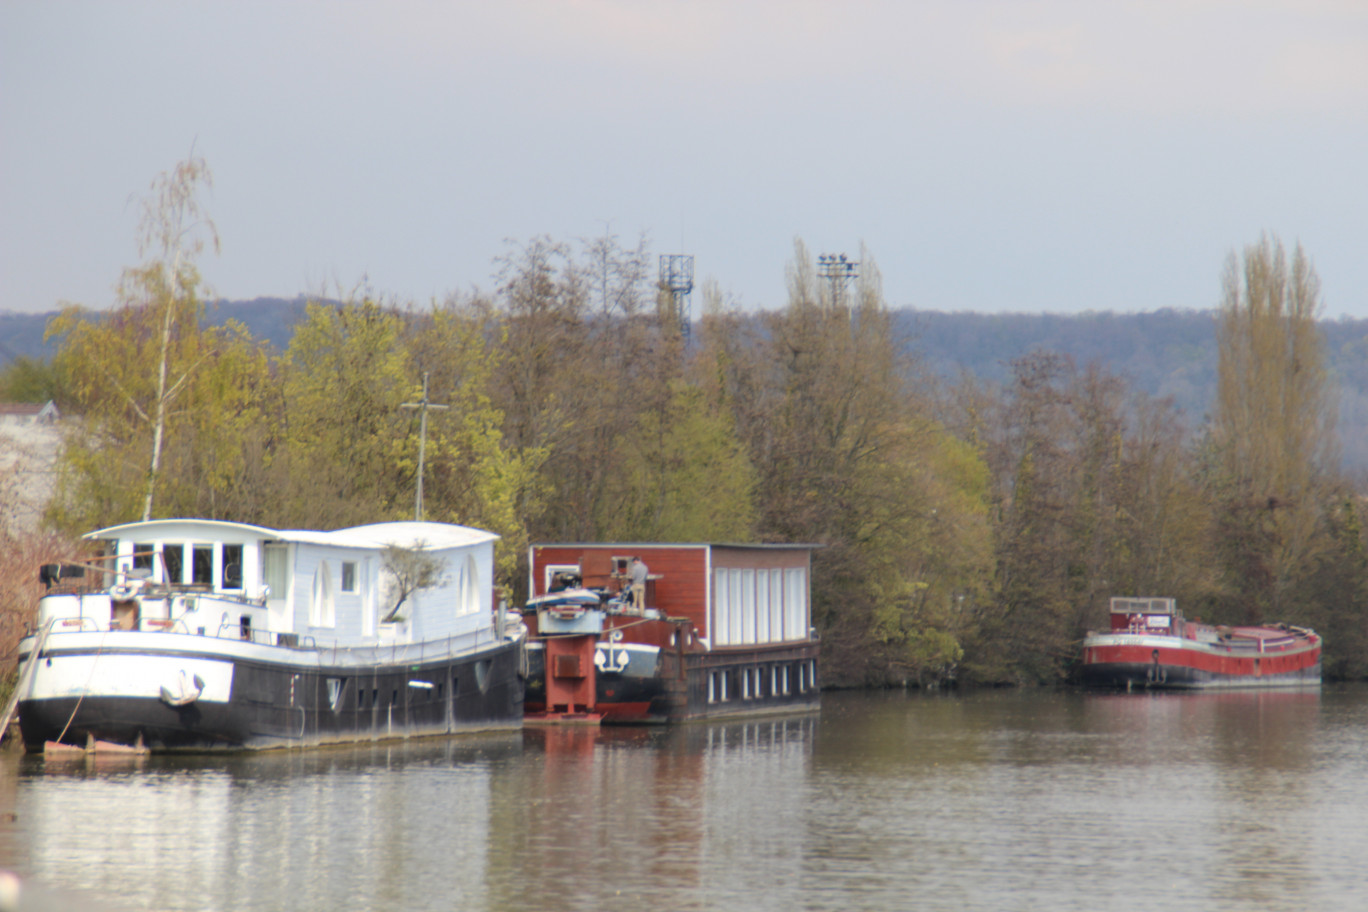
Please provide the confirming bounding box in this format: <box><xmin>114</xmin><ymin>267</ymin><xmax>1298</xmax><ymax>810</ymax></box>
<box><xmin>400</xmin><ymin>372</ymin><xmax>449</xmax><ymax>521</ymax></box>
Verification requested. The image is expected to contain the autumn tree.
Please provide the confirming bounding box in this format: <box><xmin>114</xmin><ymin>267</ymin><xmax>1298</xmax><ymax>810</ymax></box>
<box><xmin>274</xmin><ymin>296</ymin><xmax>413</xmax><ymax>528</ymax></box>
<box><xmin>45</xmin><ymin>156</ymin><xmax>284</xmax><ymax>531</ymax></box>
<box><xmin>715</xmin><ymin>241</ymin><xmax>993</xmax><ymax>686</ymax></box>
<box><xmin>1208</xmin><ymin>235</ymin><xmax>1336</xmax><ymax>623</ymax></box>
<box><xmin>403</xmin><ymin>301</ymin><xmax>546</xmax><ymax>590</ymax></box>
<box><xmin>959</xmin><ymin>353</ymin><xmax>1216</xmax><ymax>683</ymax></box>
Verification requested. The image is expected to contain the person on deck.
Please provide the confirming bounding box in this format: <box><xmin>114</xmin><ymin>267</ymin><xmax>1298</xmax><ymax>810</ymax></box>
<box><xmin>629</xmin><ymin>556</ymin><xmax>648</xmax><ymax>611</ymax></box>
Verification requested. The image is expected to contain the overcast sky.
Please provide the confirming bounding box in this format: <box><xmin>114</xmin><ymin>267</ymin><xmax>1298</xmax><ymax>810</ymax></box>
<box><xmin>2</xmin><ymin>1</ymin><xmax>1366</xmax><ymax>318</ymax></box>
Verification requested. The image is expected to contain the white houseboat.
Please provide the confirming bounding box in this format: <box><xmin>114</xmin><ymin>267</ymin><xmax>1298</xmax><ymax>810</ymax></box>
<box><xmin>13</xmin><ymin>519</ymin><xmax>526</xmax><ymax>752</ymax></box>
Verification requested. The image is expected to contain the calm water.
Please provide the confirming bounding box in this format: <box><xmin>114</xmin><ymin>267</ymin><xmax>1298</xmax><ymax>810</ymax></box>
<box><xmin>3</xmin><ymin>686</ymin><xmax>1368</xmax><ymax>911</ymax></box>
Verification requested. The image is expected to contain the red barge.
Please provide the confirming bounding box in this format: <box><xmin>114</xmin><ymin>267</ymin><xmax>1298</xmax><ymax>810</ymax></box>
<box><xmin>522</xmin><ymin>542</ymin><xmax>821</xmax><ymax>723</ymax></box>
<box><xmin>1081</xmin><ymin>597</ymin><xmax>1322</xmax><ymax>690</ymax></box>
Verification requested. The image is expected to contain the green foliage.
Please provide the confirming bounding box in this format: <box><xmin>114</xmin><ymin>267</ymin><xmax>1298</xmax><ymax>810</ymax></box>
<box><xmin>611</xmin><ymin>378</ymin><xmax>756</xmax><ymax>542</ymax></box>
<box><xmin>404</xmin><ymin>304</ymin><xmax>546</xmax><ymax>591</ymax></box>
<box><xmin>0</xmin><ymin>356</ymin><xmax>69</xmax><ymax>406</ymax></box>
<box><xmin>277</xmin><ymin>298</ymin><xmax>413</xmax><ymax>527</ymax></box>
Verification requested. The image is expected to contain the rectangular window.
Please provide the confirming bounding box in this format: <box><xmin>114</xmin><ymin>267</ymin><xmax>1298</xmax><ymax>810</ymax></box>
<box><xmin>263</xmin><ymin>544</ymin><xmax>288</xmax><ymax>599</ymax></box>
<box><xmin>729</xmin><ymin>572</ymin><xmax>744</xmax><ymax>646</ymax></box>
<box><xmin>222</xmin><ymin>544</ymin><xmax>244</xmax><ymax>590</ymax></box>
<box><xmin>132</xmin><ymin>543</ymin><xmax>154</xmax><ymax>575</ymax></box>
<box><xmin>770</xmin><ymin>569</ymin><xmax>784</xmax><ymax>640</ymax></box>
<box><xmin>784</xmin><ymin>568</ymin><xmax>806</xmax><ymax>641</ymax></box>
<box><xmin>713</xmin><ymin>569</ymin><xmax>731</xmax><ymax>646</ymax></box>
<box><xmin>192</xmin><ymin>544</ymin><xmax>214</xmax><ymax>586</ymax></box>
<box><xmin>341</xmin><ymin>561</ymin><xmax>357</xmax><ymax>593</ymax></box>
<box><xmin>756</xmin><ymin>572</ymin><xmax>771</xmax><ymax>643</ymax></box>
<box><xmin>163</xmin><ymin>544</ymin><xmax>184</xmax><ymax>585</ymax></box>
<box><xmin>740</xmin><ymin>570</ymin><xmax>756</xmax><ymax>644</ymax></box>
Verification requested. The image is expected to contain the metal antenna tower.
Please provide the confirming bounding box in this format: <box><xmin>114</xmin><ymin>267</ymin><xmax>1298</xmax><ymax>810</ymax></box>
<box><xmin>659</xmin><ymin>254</ymin><xmax>695</xmax><ymax>340</ymax></box>
<box><xmin>817</xmin><ymin>253</ymin><xmax>859</xmax><ymax>308</ymax></box>
<box><xmin>400</xmin><ymin>372</ymin><xmax>449</xmax><ymax>522</ymax></box>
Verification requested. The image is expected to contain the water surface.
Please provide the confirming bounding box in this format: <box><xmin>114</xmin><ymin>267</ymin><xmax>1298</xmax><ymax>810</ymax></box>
<box><xmin>3</xmin><ymin>686</ymin><xmax>1366</xmax><ymax>911</ymax></box>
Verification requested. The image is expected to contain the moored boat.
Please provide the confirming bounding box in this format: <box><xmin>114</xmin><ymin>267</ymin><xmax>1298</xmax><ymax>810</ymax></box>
<box><xmin>523</xmin><ymin>543</ymin><xmax>821</xmax><ymax>723</ymax></box>
<box><xmin>12</xmin><ymin>518</ymin><xmax>525</xmax><ymax>752</ymax></box>
<box><xmin>1080</xmin><ymin>597</ymin><xmax>1321</xmax><ymax>690</ymax></box>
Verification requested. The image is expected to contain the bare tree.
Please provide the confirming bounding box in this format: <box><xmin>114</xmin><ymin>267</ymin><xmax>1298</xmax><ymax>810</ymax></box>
<box><xmin>380</xmin><ymin>542</ymin><xmax>448</xmax><ymax>622</ymax></box>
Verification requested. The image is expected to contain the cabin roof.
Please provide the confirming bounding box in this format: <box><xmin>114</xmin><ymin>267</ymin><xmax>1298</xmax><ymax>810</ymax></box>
<box><xmin>87</xmin><ymin>518</ymin><xmax>498</xmax><ymax>551</ymax></box>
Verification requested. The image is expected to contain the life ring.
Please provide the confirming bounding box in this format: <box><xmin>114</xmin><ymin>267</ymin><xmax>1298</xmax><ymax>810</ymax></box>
<box><xmin>110</xmin><ymin>583</ymin><xmax>138</xmax><ymax>601</ymax></box>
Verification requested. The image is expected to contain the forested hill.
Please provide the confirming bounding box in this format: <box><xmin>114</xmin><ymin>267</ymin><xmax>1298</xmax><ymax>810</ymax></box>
<box><xmin>898</xmin><ymin>309</ymin><xmax>1368</xmax><ymax>468</ymax></box>
<box><xmin>899</xmin><ymin>309</ymin><xmax>1222</xmax><ymax>420</ymax></box>
<box><xmin>0</xmin><ymin>297</ymin><xmax>313</xmax><ymax>364</ymax></box>
<box><xmin>7</xmin><ymin>300</ymin><xmax>1368</xmax><ymax>463</ymax></box>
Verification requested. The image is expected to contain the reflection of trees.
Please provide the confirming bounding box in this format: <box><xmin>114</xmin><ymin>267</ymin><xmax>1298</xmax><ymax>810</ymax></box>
<box><xmin>487</xmin><ymin>719</ymin><xmax>818</xmax><ymax>910</ymax></box>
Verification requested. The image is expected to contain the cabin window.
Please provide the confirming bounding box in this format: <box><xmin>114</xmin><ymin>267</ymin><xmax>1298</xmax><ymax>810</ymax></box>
<box><xmin>784</xmin><ymin>568</ymin><xmax>806</xmax><ymax>641</ymax></box>
<box><xmin>311</xmin><ymin>561</ymin><xmax>337</xmax><ymax>628</ymax></box>
<box><xmin>164</xmin><ymin>544</ymin><xmax>185</xmax><ymax>585</ymax></box>
<box><xmin>713</xmin><ymin>570</ymin><xmax>732</xmax><ymax>646</ymax></box>
<box><xmin>341</xmin><ymin>561</ymin><xmax>357</xmax><ymax>593</ymax></box>
<box><xmin>458</xmin><ymin>555</ymin><xmax>480</xmax><ymax>616</ymax></box>
<box><xmin>263</xmin><ymin>543</ymin><xmax>288</xmax><ymax>599</ymax></box>
<box><xmin>729</xmin><ymin>571</ymin><xmax>744</xmax><ymax>646</ymax></box>
<box><xmin>222</xmin><ymin>544</ymin><xmax>244</xmax><ymax>590</ymax></box>
<box><xmin>192</xmin><ymin>545</ymin><xmax>214</xmax><ymax>586</ymax></box>
<box><xmin>756</xmin><ymin>572</ymin><xmax>771</xmax><ymax>643</ymax></box>
<box><xmin>544</xmin><ymin>564</ymin><xmax>581</xmax><ymax>593</ymax></box>
<box><xmin>132</xmin><ymin>543</ymin><xmax>154</xmax><ymax>576</ymax></box>
<box><xmin>740</xmin><ymin>570</ymin><xmax>756</xmax><ymax>645</ymax></box>
<box><xmin>769</xmin><ymin>569</ymin><xmax>784</xmax><ymax>640</ymax></box>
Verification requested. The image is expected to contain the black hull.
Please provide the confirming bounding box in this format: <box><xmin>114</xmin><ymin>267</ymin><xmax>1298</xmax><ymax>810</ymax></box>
<box><xmin>20</xmin><ymin>639</ymin><xmax>525</xmax><ymax>752</ymax></box>
<box><xmin>526</xmin><ymin>640</ymin><xmax>820</xmax><ymax>723</ymax></box>
<box><xmin>1080</xmin><ymin>659</ymin><xmax>1323</xmax><ymax>690</ymax></box>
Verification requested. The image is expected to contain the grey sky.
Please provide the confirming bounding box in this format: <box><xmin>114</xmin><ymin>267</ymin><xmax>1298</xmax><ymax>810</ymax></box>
<box><xmin>2</xmin><ymin>1</ymin><xmax>1365</xmax><ymax>317</ymax></box>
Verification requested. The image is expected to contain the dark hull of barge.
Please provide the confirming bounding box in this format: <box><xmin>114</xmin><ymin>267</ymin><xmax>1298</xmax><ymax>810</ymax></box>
<box><xmin>524</xmin><ymin>638</ymin><xmax>820</xmax><ymax>724</ymax></box>
<box><xmin>18</xmin><ymin>637</ymin><xmax>525</xmax><ymax>753</ymax></box>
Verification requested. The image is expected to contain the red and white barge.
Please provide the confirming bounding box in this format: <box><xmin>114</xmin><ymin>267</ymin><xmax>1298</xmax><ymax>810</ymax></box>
<box><xmin>1081</xmin><ymin>597</ymin><xmax>1321</xmax><ymax>690</ymax></box>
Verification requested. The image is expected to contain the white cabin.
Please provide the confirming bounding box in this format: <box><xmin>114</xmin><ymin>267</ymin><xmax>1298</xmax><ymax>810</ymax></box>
<box><xmin>39</xmin><ymin>519</ymin><xmax>499</xmax><ymax>648</ymax></box>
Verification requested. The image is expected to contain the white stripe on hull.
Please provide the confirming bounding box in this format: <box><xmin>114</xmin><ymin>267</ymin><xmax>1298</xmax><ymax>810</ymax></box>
<box><xmin>26</xmin><ymin>653</ymin><xmax>234</xmax><ymax>703</ymax></box>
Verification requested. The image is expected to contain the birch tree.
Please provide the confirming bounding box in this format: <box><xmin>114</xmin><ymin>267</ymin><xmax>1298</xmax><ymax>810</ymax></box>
<box><xmin>128</xmin><ymin>156</ymin><xmax>220</xmax><ymax>520</ymax></box>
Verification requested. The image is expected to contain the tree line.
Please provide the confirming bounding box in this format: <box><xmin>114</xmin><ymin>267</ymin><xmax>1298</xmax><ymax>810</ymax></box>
<box><xmin>5</xmin><ymin>158</ymin><xmax>1366</xmax><ymax>686</ymax></box>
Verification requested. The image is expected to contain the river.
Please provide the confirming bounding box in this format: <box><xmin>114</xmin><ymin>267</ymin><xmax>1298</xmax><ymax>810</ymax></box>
<box><xmin>3</xmin><ymin>686</ymin><xmax>1367</xmax><ymax>911</ymax></box>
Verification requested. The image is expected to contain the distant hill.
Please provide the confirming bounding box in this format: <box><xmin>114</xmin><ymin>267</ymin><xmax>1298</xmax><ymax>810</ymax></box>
<box><xmin>0</xmin><ymin>297</ymin><xmax>313</xmax><ymax>364</ymax></box>
<box><xmin>898</xmin><ymin>309</ymin><xmax>1222</xmax><ymax>421</ymax></box>
<box><xmin>5</xmin><ymin>300</ymin><xmax>1368</xmax><ymax>467</ymax></box>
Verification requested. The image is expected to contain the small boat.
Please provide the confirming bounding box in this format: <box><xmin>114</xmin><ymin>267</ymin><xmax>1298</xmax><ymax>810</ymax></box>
<box><xmin>1080</xmin><ymin>597</ymin><xmax>1322</xmax><ymax>690</ymax></box>
<box><xmin>12</xmin><ymin>518</ymin><xmax>526</xmax><ymax>752</ymax></box>
<box><xmin>523</xmin><ymin>543</ymin><xmax>821</xmax><ymax>723</ymax></box>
